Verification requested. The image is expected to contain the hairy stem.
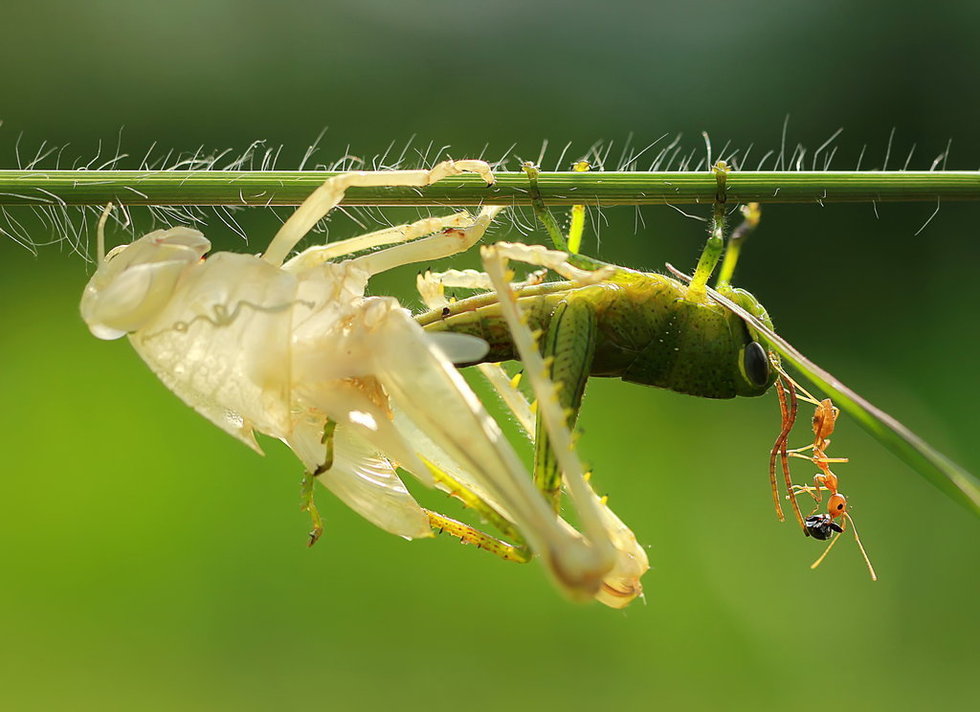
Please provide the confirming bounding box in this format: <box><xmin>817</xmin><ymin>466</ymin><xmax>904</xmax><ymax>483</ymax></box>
<box><xmin>1</xmin><ymin>170</ymin><xmax>979</xmax><ymax>207</ymax></box>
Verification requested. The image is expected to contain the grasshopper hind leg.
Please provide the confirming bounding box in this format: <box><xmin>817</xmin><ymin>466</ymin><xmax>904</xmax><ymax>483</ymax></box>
<box><xmin>481</xmin><ymin>242</ymin><xmax>648</xmax><ymax>607</ymax></box>
<box><xmin>415</xmin><ymin>241</ymin><xmax>648</xmax><ymax>606</ymax></box>
<box><xmin>424</xmin><ymin>510</ymin><xmax>531</xmax><ymax>563</ymax></box>
<box><xmin>533</xmin><ymin>297</ymin><xmax>597</xmax><ymax>513</ymax></box>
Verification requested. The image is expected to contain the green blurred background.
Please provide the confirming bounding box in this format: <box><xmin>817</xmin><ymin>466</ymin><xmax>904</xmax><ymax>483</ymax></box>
<box><xmin>2</xmin><ymin>1</ymin><xmax>978</xmax><ymax>710</ymax></box>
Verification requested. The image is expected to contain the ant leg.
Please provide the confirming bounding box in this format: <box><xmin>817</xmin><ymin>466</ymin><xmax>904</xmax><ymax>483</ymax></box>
<box><xmin>790</xmin><ymin>479</ymin><xmax>827</xmax><ymax>505</ymax></box>
<box><xmin>780</xmin><ymin>377</ymin><xmax>805</xmax><ymax>528</ymax></box>
<box><xmin>770</xmin><ymin>375</ymin><xmax>805</xmax><ymax>527</ymax></box>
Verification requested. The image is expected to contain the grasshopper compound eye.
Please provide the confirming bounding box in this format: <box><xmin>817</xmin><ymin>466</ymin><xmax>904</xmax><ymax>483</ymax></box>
<box><xmin>742</xmin><ymin>341</ymin><xmax>770</xmax><ymax>388</ymax></box>
<box><xmin>803</xmin><ymin>513</ymin><xmax>844</xmax><ymax>540</ymax></box>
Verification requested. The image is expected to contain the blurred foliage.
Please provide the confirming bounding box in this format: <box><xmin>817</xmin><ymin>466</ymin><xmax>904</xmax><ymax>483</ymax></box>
<box><xmin>1</xmin><ymin>1</ymin><xmax>978</xmax><ymax>710</ymax></box>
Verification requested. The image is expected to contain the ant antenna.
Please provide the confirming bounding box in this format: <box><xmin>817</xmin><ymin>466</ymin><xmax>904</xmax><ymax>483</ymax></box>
<box><xmin>811</xmin><ymin>513</ymin><xmax>878</xmax><ymax>581</ymax></box>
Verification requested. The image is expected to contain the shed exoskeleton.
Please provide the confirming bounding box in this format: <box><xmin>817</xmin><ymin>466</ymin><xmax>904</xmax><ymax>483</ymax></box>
<box><xmin>79</xmin><ymin>161</ymin><xmax>645</xmax><ymax>607</ymax></box>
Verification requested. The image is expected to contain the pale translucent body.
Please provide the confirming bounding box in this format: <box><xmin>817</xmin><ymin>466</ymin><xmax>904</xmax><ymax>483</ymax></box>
<box><xmin>80</xmin><ymin>161</ymin><xmax>632</xmax><ymax>604</ymax></box>
<box><xmin>418</xmin><ymin>243</ymin><xmax>649</xmax><ymax>607</ymax></box>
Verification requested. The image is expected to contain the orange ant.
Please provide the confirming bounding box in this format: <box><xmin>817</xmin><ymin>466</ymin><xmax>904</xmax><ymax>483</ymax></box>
<box><xmin>769</xmin><ymin>371</ymin><xmax>877</xmax><ymax>580</ymax></box>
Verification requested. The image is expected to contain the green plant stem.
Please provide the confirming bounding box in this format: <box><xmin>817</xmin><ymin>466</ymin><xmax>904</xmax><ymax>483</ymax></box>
<box><xmin>1</xmin><ymin>170</ymin><xmax>979</xmax><ymax>207</ymax></box>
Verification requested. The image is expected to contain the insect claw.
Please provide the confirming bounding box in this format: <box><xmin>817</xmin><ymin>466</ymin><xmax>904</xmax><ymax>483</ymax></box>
<box><xmin>307</xmin><ymin>525</ymin><xmax>323</xmax><ymax>547</ymax></box>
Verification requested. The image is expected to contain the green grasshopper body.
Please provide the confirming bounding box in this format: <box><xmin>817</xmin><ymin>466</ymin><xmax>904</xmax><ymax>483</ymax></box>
<box><xmin>416</xmin><ymin>247</ymin><xmax>779</xmax><ymax>523</ymax></box>
<box><xmin>418</xmin><ymin>267</ymin><xmax>777</xmax><ymax>401</ymax></box>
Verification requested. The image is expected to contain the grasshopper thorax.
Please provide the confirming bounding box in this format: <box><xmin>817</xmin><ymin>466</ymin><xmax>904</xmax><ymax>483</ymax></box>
<box><xmin>613</xmin><ymin>275</ymin><xmax>777</xmax><ymax>399</ymax></box>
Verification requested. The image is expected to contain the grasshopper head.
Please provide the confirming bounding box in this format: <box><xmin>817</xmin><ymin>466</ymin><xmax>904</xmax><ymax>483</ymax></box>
<box><xmin>80</xmin><ymin>227</ymin><xmax>210</xmax><ymax>340</ymax></box>
<box><xmin>717</xmin><ymin>285</ymin><xmax>779</xmax><ymax>397</ymax></box>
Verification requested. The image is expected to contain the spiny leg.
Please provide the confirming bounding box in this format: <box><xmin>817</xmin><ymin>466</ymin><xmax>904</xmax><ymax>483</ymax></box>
<box><xmin>519</xmin><ymin>163</ymin><xmax>623</xmax><ymax>517</ymax></box>
<box><xmin>300</xmin><ymin>373</ymin><xmax>536</xmax><ymax>565</ymax></box>
<box><xmin>417</xmin><ymin>243</ymin><xmax>647</xmax><ymax>603</ymax></box>
<box><xmin>423</xmin><ymin>241</ymin><xmax>614</xmax><ymax>446</ymax></box>
<box><xmin>481</xmin><ymin>243</ymin><xmax>615</xmax><ymax>576</ymax></box>
<box><xmin>370</xmin><ymin>299</ymin><xmax>614</xmax><ymax>596</ymax></box>
<box><xmin>422</xmin><ymin>457</ymin><xmax>532</xmax><ymax>563</ymax></box>
<box><xmin>533</xmin><ymin>296</ymin><xmax>597</xmax><ymax>514</ymax></box>
<box><xmin>262</xmin><ymin>159</ymin><xmax>495</xmax><ymax>267</ymax></box>
<box><xmin>424</xmin><ymin>510</ymin><xmax>530</xmax><ymax>563</ymax></box>
<box><xmin>481</xmin><ymin>242</ymin><xmax>648</xmax><ymax>604</ymax></box>
<box><xmin>283</xmin><ymin>211</ymin><xmax>477</xmax><ymax>271</ymax></box>
<box><xmin>434</xmin><ymin>288</ymin><xmax>602</xmax><ymax>515</ymax></box>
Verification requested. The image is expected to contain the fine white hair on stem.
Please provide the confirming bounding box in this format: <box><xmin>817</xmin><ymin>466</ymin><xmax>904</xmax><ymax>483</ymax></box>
<box><xmin>0</xmin><ymin>123</ymin><xmax>961</xmax><ymax>255</ymax></box>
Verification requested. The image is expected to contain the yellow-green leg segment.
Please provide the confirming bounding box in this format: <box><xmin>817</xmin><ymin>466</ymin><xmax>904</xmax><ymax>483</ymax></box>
<box><xmin>533</xmin><ymin>297</ymin><xmax>597</xmax><ymax>514</ymax></box>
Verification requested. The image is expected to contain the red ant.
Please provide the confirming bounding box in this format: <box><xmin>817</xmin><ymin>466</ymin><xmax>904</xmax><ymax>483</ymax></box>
<box><xmin>769</xmin><ymin>374</ymin><xmax>877</xmax><ymax>580</ymax></box>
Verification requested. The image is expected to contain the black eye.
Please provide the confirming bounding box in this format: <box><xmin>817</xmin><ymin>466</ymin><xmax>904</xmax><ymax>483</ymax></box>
<box><xmin>743</xmin><ymin>341</ymin><xmax>770</xmax><ymax>387</ymax></box>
